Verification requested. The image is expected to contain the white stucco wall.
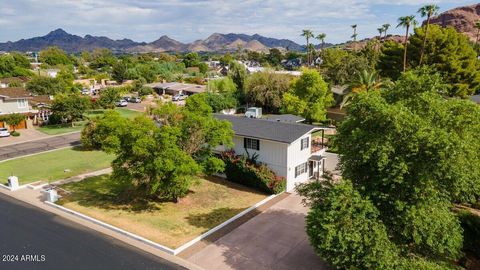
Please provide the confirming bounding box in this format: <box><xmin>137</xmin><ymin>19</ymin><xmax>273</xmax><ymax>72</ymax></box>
<box><xmin>286</xmin><ymin>133</ymin><xmax>313</xmax><ymax>191</ymax></box>
<box><xmin>230</xmin><ymin>136</ymin><xmax>289</xmax><ymax>179</ymax></box>
<box><xmin>222</xmin><ymin>133</ymin><xmax>315</xmax><ymax>192</ymax></box>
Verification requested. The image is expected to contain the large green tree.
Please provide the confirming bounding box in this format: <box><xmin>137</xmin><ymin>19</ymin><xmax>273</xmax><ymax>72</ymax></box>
<box><xmin>82</xmin><ymin>111</ymin><xmax>201</xmax><ymax>201</ymax></box>
<box><xmin>307</xmin><ymin>69</ymin><xmax>480</xmax><ymax>269</ymax></box>
<box><xmin>26</xmin><ymin>76</ymin><xmax>68</xmax><ymax>95</ymax></box>
<box><xmin>97</xmin><ymin>87</ymin><xmax>122</xmax><ymax>109</ymax></box>
<box><xmin>244</xmin><ymin>71</ymin><xmax>292</xmax><ymax>113</ymax></box>
<box><xmin>319</xmin><ymin>48</ymin><xmax>372</xmax><ymax>85</ymax></box>
<box><xmin>0</xmin><ymin>53</ymin><xmax>33</xmax><ymax>78</ymax></box>
<box><xmin>281</xmin><ymin>69</ymin><xmax>334</xmax><ymax>122</ymax></box>
<box><xmin>51</xmin><ymin>94</ymin><xmax>90</xmax><ymax>124</ymax></box>
<box><xmin>82</xmin><ymin>99</ymin><xmax>233</xmax><ymax>201</ymax></box>
<box><xmin>39</xmin><ymin>46</ymin><xmax>72</xmax><ymax>66</ymax></box>
<box><xmin>379</xmin><ymin>25</ymin><xmax>480</xmax><ymax>96</ymax></box>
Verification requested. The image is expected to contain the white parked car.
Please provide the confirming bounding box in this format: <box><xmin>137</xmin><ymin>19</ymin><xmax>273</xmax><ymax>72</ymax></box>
<box><xmin>116</xmin><ymin>100</ymin><xmax>128</xmax><ymax>107</ymax></box>
<box><xmin>0</xmin><ymin>128</ymin><xmax>10</xmax><ymax>137</ymax></box>
<box><xmin>172</xmin><ymin>94</ymin><xmax>188</xmax><ymax>101</ymax></box>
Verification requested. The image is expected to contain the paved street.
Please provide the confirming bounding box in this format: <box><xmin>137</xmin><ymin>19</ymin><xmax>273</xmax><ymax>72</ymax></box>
<box><xmin>0</xmin><ymin>194</ymin><xmax>186</xmax><ymax>270</ymax></box>
<box><xmin>0</xmin><ymin>132</ymin><xmax>80</xmax><ymax>161</ymax></box>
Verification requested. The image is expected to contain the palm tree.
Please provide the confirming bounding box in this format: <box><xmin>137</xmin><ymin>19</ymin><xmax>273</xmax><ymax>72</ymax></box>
<box><xmin>475</xmin><ymin>21</ymin><xmax>480</xmax><ymax>48</ymax></box>
<box><xmin>316</xmin><ymin>33</ymin><xmax>327</xmax><ymax>50</ymax></box>
<box><xmin>418</xmin><ymin>4</ymin><xmax>440</xmax><ymax>65</ymax></box>
<box><xmin>382</xmin><ymin>23</ymin><xmax>391</xmax><ymax>39</ymax></box>
<box><xmin>340</xmin><ymin>70</ymin><xmax>385</xmax><ymax>108</ymax></box>
<box><xmin>377</xmin><ymin>27</ymin><xmax>384</xmax><ymax>39</ymax></box>
<box><xmin>397</xmin><ymin>15</ymin><xmax>417</xmax><ymax>72</ymax></box>
<box><xmin>301</xmin><ymin>29</ymin><xmax>314</xmax><ymax>65</ymax></box>
<box><xmin>351</xmin><ymin>24</ymin><xmax>358</xmax><ymax>51</ymax></box>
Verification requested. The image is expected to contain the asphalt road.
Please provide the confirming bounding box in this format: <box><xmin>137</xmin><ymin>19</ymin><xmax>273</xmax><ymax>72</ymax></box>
<box><xmin>0</xmin><ymin>132</ymin><xmax>81</xmax><ymax>161</ymax></box>
<box><xmin>0</xmin><ymin>194</ymin><xmax>186</xmax><ymax>270</ymax></box>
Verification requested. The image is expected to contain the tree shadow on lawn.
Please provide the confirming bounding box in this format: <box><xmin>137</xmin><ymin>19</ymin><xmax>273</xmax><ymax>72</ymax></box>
<box><xmin>60</xmin><ymin>175</ymin><xmax>161</xmax><ymax>213</ymax></box>
<box><xmin>186</xmin><ymin>207</ymin><xmax>248</xmax><ymax>229</ymax></box>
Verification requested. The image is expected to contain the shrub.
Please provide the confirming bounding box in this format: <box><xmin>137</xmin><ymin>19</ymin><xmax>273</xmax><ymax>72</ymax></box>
<box><xmin>10</xmin><ymin>131</ymin><xmax>20</xmax><ymax>136</ymax></box>
<box><xmin>222</xmin><ymin>151</ymin><xmax>286</xmax><ymax>194</ymax></box>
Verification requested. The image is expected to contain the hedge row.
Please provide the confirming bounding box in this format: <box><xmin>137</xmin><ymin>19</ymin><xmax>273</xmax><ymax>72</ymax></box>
<box><xmin>222</xmin><ymin>151</ymin><xmax>285</xmax><ymax>194</ymax></box>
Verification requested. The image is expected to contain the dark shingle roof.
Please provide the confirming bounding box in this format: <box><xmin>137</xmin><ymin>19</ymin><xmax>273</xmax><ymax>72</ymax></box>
<box><xmin>214</xmin><ymin>114</ymin><xmax>317</xmax><ymax>144</ymax></box>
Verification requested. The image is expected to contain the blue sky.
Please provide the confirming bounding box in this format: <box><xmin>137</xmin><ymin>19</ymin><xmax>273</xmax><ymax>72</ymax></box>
<box><xmin>0</xmin><ymin>0</ymin><xmax>476</xmax><ymax>45</ymax></box>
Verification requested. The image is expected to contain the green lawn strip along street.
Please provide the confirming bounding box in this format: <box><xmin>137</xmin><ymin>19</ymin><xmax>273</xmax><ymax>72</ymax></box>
<box><xmin>38</xmin><ymin>108</ymin><xmax>142</xmax><ymax>135</ymax></box>
<box><xmin>58</xmin><ymin>175</ymin><xmax>268</xmax><ymax>249</ymax></box>
<box><xmin>0</xmin><ymin>147</ymin><xmax>114</xmax><ymax>185</ymax></box>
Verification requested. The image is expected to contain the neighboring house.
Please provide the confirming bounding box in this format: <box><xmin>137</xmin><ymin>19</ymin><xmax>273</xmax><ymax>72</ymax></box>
<box><xmin>0</xmin><ymin>88</ymin><xmax>33</xmax><ymax>129</ymax></box>
<box><xmin>147</xmin><ymin>82</ymin><xmax>206</xmax><ymax>96</ymax></box>
<box><xmin>215</xmin><ymin>114</ymin><xmax>327</xmax><ymax>192</ymax></box>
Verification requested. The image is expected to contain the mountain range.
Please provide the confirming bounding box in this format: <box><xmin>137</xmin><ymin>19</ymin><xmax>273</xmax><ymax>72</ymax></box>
<box><xmin>428</xmin><ymin>3</ymin><xmax>480</xmax><ymax>42</ymax></box>
<box><xmin>0</xmin><ymin>29</ymin><xmax>315</xmax><ymax>53</ymax></box>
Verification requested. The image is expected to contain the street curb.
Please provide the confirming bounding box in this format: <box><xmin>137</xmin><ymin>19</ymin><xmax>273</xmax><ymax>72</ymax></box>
<box><xmin>45</xmin><ymin>193</ymin><xmax>279</xmax><ymax>256</ymax></box>
<box><xmin>0</xmin><ymin>146</ymin><xmax>75</xmax><ymax>163</ymax></box>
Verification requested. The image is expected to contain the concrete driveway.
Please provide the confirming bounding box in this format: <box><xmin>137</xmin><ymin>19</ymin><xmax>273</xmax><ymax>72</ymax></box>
<box><xmin>186</xmin><ymin>193</ymin><xmax>332</xmax><ymax>270</ymax></box>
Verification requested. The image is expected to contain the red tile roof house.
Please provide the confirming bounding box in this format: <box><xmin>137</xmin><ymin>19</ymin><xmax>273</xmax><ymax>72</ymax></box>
<box><xmin>0</xmin><ymin>87</ymin><xmax>34</xmax><ymax>129</ymax></box>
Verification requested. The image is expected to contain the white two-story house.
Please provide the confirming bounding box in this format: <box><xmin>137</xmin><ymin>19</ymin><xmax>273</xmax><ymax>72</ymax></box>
<box><xmin>215</xmin><ymin>114</ymin><xmax>327</xmax><ymax>192</ymax></box>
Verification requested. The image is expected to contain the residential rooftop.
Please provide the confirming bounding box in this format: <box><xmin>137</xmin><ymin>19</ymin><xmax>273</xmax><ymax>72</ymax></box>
<box><xmin>146</xmin><ymin>82</ymin><xmax>206</xmax><ymax>94</ymax></box>
<box><xmin>0</xmin><ymin>87</ymin><xmax>32</xmax><ymax>99</ymax></box>
<box><xmin>214</xmin><ymin>114</ymin><xmax>317</xmax><ymax>144</ymax></box>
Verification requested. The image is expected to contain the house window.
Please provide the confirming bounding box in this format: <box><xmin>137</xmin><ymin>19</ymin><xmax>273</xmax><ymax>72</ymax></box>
<box><xmin>244</xmin><ymin>138</ymin><xmax>260</xmax><ymax>150</ymax></box>
<box><xmin>295</xmin><ymin>162</ymin><xmax>308</xmax><ymax>178</ymax></box>
<box><xmin>300</xmin><ymin>137</ymin><xmax>309</xmax><ymax>150</ymax></box>
<box><xmin>17</xmin><ymin>99</ymin><xmax>26</xmax><ymax>108</ymax></box>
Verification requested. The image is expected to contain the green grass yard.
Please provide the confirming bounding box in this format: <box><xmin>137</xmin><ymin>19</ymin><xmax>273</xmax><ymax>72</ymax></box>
<box><xmin>0</xmin><ymin>148</ymin><xmax>114</xmax><ymax>185</ymax></box>
<box><xmin>37</xmin><ymin>108</ymin><xmax>142</xmax><ymax>135</ymax></box>
<box><xmin>58</xmin><ymin>175</ymin><xmax>268</xmax><ymax>248</ymax></box>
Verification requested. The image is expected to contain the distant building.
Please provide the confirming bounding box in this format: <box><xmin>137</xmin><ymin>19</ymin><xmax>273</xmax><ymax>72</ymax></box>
<box><xmin>146</xmin><ymin>82</ymin><xmax>206</xmax><ymax>96</ymax></box>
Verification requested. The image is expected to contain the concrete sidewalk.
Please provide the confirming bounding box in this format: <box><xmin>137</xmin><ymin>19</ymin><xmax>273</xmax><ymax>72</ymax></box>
<box><xmin>0</xmin><ymin>184</ymin><xmax>202</xmax><ymax>270</ymax></box>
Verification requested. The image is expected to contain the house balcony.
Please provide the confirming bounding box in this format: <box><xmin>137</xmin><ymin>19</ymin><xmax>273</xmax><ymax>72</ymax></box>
<box><xmin>311</xmin><ymin>137</ymin><xmax>326</xmax><ymax>155</ymax></box>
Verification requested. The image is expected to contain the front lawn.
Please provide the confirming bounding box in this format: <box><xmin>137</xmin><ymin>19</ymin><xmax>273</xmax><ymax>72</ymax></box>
<box><xmin>0</xmin><ymin>147</ymin><xmax>114</xmax><ymax>185</ymax></box>
<box><xmin>57</xmin><ymin>175</ymin><xmax>268</xmax><ymax>248</ymax></box>
<box><xmin>38</xmin><ymin>108</ymin><xmax>142</xmax><ymax>135</ymax></box>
